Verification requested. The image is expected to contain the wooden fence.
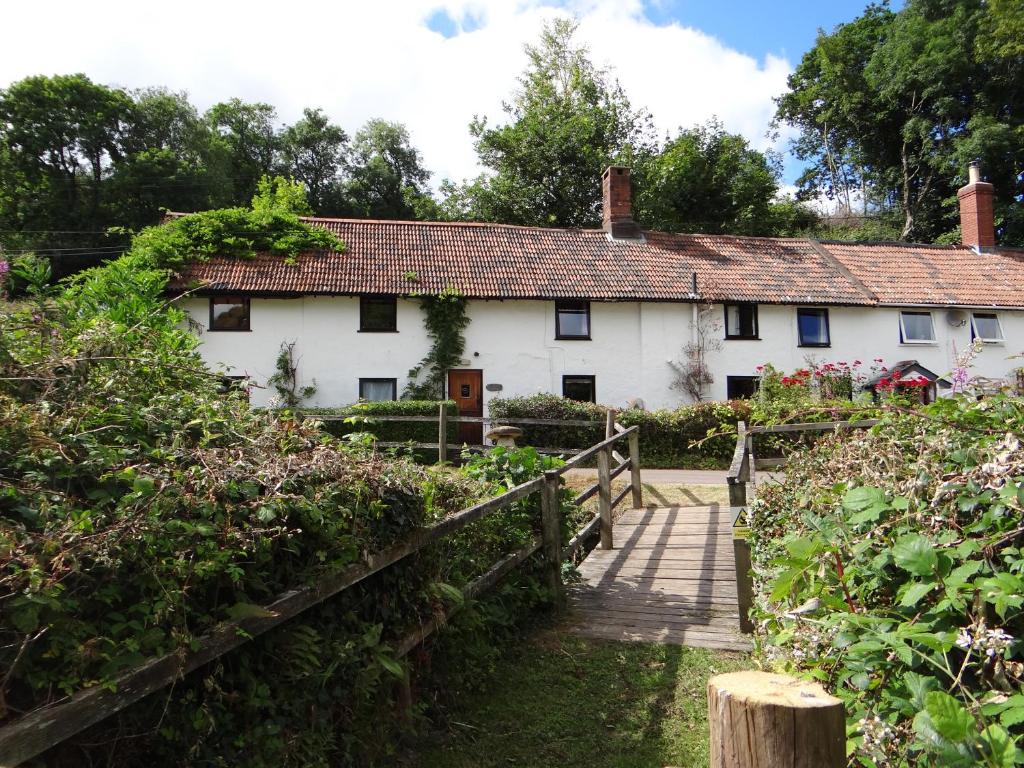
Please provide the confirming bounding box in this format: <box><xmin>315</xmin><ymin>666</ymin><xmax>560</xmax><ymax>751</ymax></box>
<box><xmin>0</xmin><ymin>424</ymin><xmax>642</xmax><ymax>766</ymax></box>
<box><xmin>726</xmin><ymin>418</ymin><xmax>881</xmax><ymax>633</ymax></box>
<box><xmin>314</xmin><ymin>405</ymin><xmax>607</xmax><ymax>463</ymax></box>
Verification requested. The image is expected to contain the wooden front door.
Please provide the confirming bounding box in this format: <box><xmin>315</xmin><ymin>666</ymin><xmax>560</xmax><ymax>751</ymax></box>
<box><xmin>448</xmin><ymin>369</ymin><xmax>483</xmax><ymax>445</ymax></box>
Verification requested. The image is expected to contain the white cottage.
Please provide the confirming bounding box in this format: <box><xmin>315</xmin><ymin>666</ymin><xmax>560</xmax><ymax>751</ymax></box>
<box><xmin>173</xmin><ymin>164</ymin><xmax>1024</xmax><ymax>433</ymax></box>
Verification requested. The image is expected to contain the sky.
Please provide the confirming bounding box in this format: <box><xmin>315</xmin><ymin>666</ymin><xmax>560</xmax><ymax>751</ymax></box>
<box><xmin>0</xmin><ymin>0</ymin><xmax>894</xmax><ymax>191</ymax></box>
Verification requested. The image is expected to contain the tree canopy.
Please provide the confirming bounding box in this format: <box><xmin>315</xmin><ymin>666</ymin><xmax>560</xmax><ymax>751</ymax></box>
<box><xmin>776</xmin><ymin>0</ymin><xmax>1024</xmax><ymax>245</ymax></box>
<box><xmin>441</xmin><ymin>18</ymin><xmax>655</xmax><ymax>228</ymax></box>
<box><xmin>0</xmin><ymin>75</ymin><xmax>435</xmax><ymax>274</ymax></box>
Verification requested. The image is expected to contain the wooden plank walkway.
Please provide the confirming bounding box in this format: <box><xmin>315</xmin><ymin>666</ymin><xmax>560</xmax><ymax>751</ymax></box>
<box><xmin>568</xmin><ymin>504</ymin><xmax>752</xmax><ymax>652</ymax></box>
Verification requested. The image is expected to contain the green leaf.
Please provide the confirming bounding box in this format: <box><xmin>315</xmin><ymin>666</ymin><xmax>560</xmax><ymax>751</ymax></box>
<box><xmin>375</xmin><ymin>653</ymin><xmax>405</xmax><ymax>680</ymax></box>
<box><xmin>978</xmin><ymin>724</ymin><xmax>1016</xmax><ymax>768</ymax></box>
<box><xmin>892</xmin><ymin>534</ymin><xmax>938</xmax><ymax>576</ymax></box>
<box><xmin>903</xmin><ymin>672</ymin><xmax>937</xmax><ymax>710</ymax></box>
<box><xmin>898</xmin><ymin>581</ymin><xmax>936</xmax><ymax>607</ymax></box>
<box><xmin>842</xmin><ymin>486</ymin><xmax>889</xmax><ymax>524</ymax></box>
<box><xmin>924</xmin><ymin>691</ymin><xmax>975</xmax><ymax>744</ymax></box>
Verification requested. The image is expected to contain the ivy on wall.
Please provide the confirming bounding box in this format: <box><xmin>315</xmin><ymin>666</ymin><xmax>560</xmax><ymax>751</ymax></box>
<box><xmin>404</xmin><ymin>286</ymin><xmax>470</xmax><ymax>399</ymax></box>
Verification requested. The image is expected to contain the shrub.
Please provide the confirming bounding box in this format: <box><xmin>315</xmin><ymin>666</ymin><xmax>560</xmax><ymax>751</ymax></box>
<box><xmin>303</xmin><ymin>400</ymin><xmax>458</xmax><ymax>445</ymax></box>
<box><xmin>0</xmin><ymin>204</ymin><xmax>555</xmax><ymax>765</ymax></box>
<box><xmin>487</xmin><ymin>394</ymin><xmax>752</xmax><ymax>468</ymax></box>
<box><xmin>749</xmin><ymin>396</ymin><xmax>1024</xmax><ymax>767</ymax></box>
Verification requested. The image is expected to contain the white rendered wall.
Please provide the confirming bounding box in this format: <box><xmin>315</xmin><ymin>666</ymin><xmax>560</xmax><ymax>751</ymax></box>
<box><xmin>702</xmin><ymin>303</ymin><xmax>1024</xmax><ymax>401</ymax></box>
<box><xmin>181</xmin><ymin>297</ymin><xmax>1024</xmax><ymax>410</ymax></box>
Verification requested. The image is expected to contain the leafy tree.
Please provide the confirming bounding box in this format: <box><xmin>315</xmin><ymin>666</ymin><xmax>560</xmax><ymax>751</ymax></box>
<box><xmin>277</xmin><ymin>108</ymin><xmax>349</xmax><ymax>213</ymax></box>
<box><xmin>777</xmin><ymin>0</ymin><xmax>1024</xmax><ymax>244</ymax></box>
<box><xmin>204</xmin><ymin>98</ymin><xmax>280</xmax><ymax>205</ymax></box>
<box><xmin>110</xmin><ymin>88</ymin><xmax>225</xmax><ymax>228</ymax></box>
<box><xmin>444</xmin><ymin>18</ymin><xmax>654</xmax><ymax>227</ymax></box>
<box><xmin>347</xmin><ymin>119</ymin><xmax>435</xmax><ymax>219</ymax></box>
<box><xmin>0</xmin><ymin>74</ymin><xmax>133</xmax><ymax>253</ymax></box>
<box><xmin>633</xmin><ymin>120</ymin><xmax>790</xmax><ymax>235</ymax></box>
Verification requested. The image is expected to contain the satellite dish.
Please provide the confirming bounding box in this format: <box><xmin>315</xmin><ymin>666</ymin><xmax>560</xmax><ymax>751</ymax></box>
<box><xmin>946</xmin><ymin>309</ymin><xmax>968</xmax><ymax>328</ymax></box>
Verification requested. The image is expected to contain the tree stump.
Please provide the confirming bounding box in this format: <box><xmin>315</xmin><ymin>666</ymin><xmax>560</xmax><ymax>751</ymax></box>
<box><xmin>708</xmin><ymin>671</ymin><xmax>845</xmax><ymax>768</ymax></box>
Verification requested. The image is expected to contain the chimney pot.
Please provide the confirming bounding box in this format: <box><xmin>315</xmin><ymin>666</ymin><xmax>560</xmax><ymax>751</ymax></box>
<box><xmin>957</xmin><ymin>162</ymin><xmax>995</xmax><ymax>251</ymax></box>
<box><xmin>602</xmin><ymin>166</ymin><xmax>641</xmax><ymax>240</ymax></box>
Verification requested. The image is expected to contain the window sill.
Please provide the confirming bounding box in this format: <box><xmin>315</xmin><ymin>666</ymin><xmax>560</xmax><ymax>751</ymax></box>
<box><xmin>899</xmin><ymin>341</ymin><xmax>938</xmax><ymax>346</ymax></box>
<box><xmin>358</xmin><ymin>329</ymin><xmax>399</xmax><ymax>333</ymax></box>
<box><xmin>208</xmin><ymin>328</ymin><xmax>252</xmax><ymax>332</ymax></box>
<box><xmin>975</xmin><ymin>339</ymin><xmax>1005</xmax><ymax>345</ymax></box>
<box><xmin>798</xmin><ymin>343</ymin><xmax>831</xmax><ymax>348</ymax></box>
<box><xmin>725</xmin><ymin>336</ymin><xmax>761</xmax><ymax>341</ymax></box>
<box><xmin>555</xmin><ymin>336</ymin><xmax>592</xmax><ymax>341</ymax></box>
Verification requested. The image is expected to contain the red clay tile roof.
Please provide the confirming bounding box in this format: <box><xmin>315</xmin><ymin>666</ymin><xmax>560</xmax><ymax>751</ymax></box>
<box><xmin>167</xmin><ymin>216</ymin><xmax>1024</xmax><ymax>308</ymax></box>
<box><xmin>820</xmin><ymin>241</ymin><xmax>1024</xmax><ymax>308</ymax></box>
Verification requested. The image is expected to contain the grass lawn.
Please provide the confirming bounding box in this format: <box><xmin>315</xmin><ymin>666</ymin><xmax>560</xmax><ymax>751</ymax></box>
<box><xmin>411</xmin><ymin>628</ymin><xmax>750</xmax><ymax>768</ymax></box>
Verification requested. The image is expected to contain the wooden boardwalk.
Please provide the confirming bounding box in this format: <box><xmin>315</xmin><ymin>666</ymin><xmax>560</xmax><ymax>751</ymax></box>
<box><xmin>568</xmin><ymin>504</ymin><xmax>752</xmax><ymax>652</ymax></box>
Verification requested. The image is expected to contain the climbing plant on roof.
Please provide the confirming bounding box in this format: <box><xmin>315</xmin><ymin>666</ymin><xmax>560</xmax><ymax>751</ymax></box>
<box><xmin>129</xmin><ymin>176</ymin><xmax>345</xmax><ymax>271</ymax></box>
<box><xmin>404</xmin><ymin>285</ymin><xmax>470</xmax><ymax>400</ymax></box>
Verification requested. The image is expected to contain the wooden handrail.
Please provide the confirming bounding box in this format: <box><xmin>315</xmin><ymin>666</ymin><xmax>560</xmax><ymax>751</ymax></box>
<box><xmin>726</xmin><ymin>421</ymin><xmax>749</xmax><ymax>483</ymax></box>
<box><xmin>747</xmin><ymin>419</ymin><xmax>880</xmax><ymax>434</ymax></box>
<box><xmin>0</xmin><ymin>416</ymin><xmax>640</xmax><ymax>766</ymax></box>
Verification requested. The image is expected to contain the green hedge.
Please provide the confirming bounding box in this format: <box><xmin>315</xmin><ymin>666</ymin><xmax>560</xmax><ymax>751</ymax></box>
<box><xmin>302</xmin><ymin>400</ymin><xmax>458</xmax><ymax>445</ymax></box>
<box><xmin>487</xmin><ymin>394</ymin><xmax>752</xmax><ymax>468</ymax></box>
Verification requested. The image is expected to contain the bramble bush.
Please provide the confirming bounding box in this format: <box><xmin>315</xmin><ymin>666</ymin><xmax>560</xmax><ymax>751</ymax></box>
<box><xmin>0</xmin><ymin>194</ymin><xmax>564</xmax><ymax>765</ymax></box>
<box><xmin>749</xmin><ymin>396</ymin><xmax>1024</xmax><ymax>767</ymax></box>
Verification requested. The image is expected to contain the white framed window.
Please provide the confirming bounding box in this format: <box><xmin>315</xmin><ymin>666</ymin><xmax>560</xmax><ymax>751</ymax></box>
<box><xmin>971</xmin><ymin>312</ymin><xmax>1003</xmax><ymax>343</ymax></box>
<box><xmin>899</xmin><ymin>311</ymin><xmax>936</xmax><ymax>344</ymax></box>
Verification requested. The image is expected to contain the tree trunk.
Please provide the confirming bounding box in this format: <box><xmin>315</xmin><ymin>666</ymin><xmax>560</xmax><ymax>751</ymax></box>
<box><xmin>708</xmin><ymin>671</ymin><xmax>845</xmax><ymax>768</ymax></box>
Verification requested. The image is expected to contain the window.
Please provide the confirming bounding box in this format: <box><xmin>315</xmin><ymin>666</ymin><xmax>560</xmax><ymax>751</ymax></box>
<box><xmin>797</xmin><ymin>308</ymin><xmax>830</xmax><ymax>347</ymax></box>
<box><xmin>724</xmin><ymin>303</ymin><xmax>758</xmax><ymax>339</ymax></box>
<box><xmin>562</xmin><ymin>375</ymin><xmax>596</xmax><ymax>403</ymax></box>
<box><xmin>899</xmin><ymin>311</ymin><xmax>936</xmax><ymax>344</ymax></box>
<box><xmin>209</xmin><ymin>296</ymin><xmax>250</xmax><ymax>331</ymax></box>
<box><xmin>359</xmin><ymin>378</ymin><xmax>397</xmax><ymax>401</ymax></box>
<box><xmin>726</xmin><ymin>376</ymin><xmax>760</xmax><ymax>400</ymax></box>
<box><xmin>359</xmin><ymin>296</ymin><xmax>397</xmax><ymax>332</ymax></box>
<box><xmin>555</xmin><ymin>300</ymin><xmax>591</xmax><ymax>339</ymax></box>
<box><xmin>971</xmin><ymin>312</ymin><xmax>1003</xmax><ymax>343</ymax></box>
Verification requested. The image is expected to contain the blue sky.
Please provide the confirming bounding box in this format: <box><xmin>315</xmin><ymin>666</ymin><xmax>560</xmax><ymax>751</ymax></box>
<box><xmin>642</xmin><ymin>0</ymin><xmax>901</xmax><ymax>64</ymax></box>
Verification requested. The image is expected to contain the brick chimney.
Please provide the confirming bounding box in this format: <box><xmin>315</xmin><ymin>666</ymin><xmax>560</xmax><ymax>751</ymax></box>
<box><xmin>602</xmin><ymin>166</ymin><xmax>641</xmax><ymax>240</ymax></box>
<box><xmin>957</xmin><ymin>161</ymin><xmax>995</xmax><ymax>251</ymax></box>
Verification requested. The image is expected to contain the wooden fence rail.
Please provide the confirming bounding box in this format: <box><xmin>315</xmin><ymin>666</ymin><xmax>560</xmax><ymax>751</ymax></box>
<box><xmin>0</xmin><ymin>425</ymin><xmax>642</xmax><ymax>767</ymax></box>
<box><xmin>726</xmin><ymin>418</ymin><xmax>881</xmax><ymax>635</ymax></box>
<box><xmin>310</xmin><ymin>407</ymin><xmax>609</xmax><ymax>463</ymax></box>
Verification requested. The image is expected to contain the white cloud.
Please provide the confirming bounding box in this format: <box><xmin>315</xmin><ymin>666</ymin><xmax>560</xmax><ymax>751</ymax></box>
<box><xmin>0</xmin><ymin>0</ymin><xmax>793</xmax><ymax>188</ymax></box>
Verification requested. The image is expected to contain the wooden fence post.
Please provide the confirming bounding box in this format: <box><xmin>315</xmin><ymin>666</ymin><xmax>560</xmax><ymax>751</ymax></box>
<box><xmin>627</xmin><ymin>427</ymin><xmax>643</xmax><ymax>509</ymax></box>
<box><xmin>540</xmin><ymin>470</ymin><xmax>565</xmax><ymax>609</ymax></box>
<box><xmin>597</xmin><ymin>447</ymin><xmax>613</xmax><ymax>549</ymax></box>
<box><xmin>708</xmin><ymin>671</ymin><xmax>845</xmax><ymax>768</ymax></box>
<box><xmin>733</xmin><ymin>535</ymin><xmax>755</xmax><ymax>634</ymax></box>
<box><xmin>437</xmin><ymin>402</ymin><xmax>448</xmax><ymax>464</ymax></box>
<box><xmin>605</xmin><ymin>408</ymin><xmax>615</xmax><ymax>439</ymax></box>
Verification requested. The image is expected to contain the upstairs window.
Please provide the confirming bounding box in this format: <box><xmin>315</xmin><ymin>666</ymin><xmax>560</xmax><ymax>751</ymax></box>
<box><xmin>359</xmin><ymin>378</ymin><xmax>397</xmax><ymax>401</ymax></box>
<box><xmin>562</xmin><ymin>375</ymin><xmax>596</xmax><ymax>403</ymax></box>
<box><xmin>724</xmin><ymin>303</ymin><xmax>758</xmax><ymax>339</ymax></box>
<box><xmin>971</xmin><ymin>312</ymin><xmax>1003</xmax><ymax>343</ymax></box>
<box><xmin>555</xmin><ymin>300</ymin><xmax>591</xmax><ymax>339</ymax></box>
<box><xmin>360</xmin><ymin>296</ymin><xmax>397</xmax><ymax>332</ymax></box>
<box><xmin>209</xmin><ymin>296</ymin><xmax>250</xmax><ymax>331</ymax></box>
<box><xmin>797</xmin><ymin>308</ymin><xmax>830</xmax><ymax>347</ymax></box>
<box><xmin>899</xmin><ymin>311</ymin><xmax>936</xmax><ymax>344</ymax></box>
